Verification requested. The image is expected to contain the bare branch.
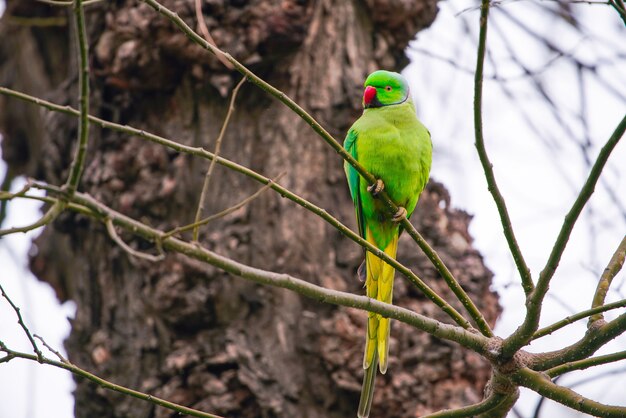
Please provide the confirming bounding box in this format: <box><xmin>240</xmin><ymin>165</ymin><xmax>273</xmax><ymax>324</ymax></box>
<box><xmin>421</xmin><ymin>392</ymin><xmax>511</xmax><ymax>417</ymax></box>
<box><xmin>167</xmin><ymin>173</ymin><xmax>284</xmax><ymax>240</ymax></box>
<box><xmin>472</xmin><ymin>0</ymin><xmax>534</xmax><ymax>297</ymax></box>
<box><xmin>64</xmin><ymin>0</ymin><xmax>90</xmax><ymax>195</ymax></box>
<box><xmin>533</xmin><ymin>298</ymin><xmax>626</xmax><ymax>340</ymax></box>
<box><xmin>0</xmin><ymin>201</ymin><xmax>63</xmax><ymax>238</ymax></box>
<box><xmin>590</xmin><ymin>236</ymin><xmax>626</xmax><ymax>324</ymax></box>
<box><xmin>532</xmin><ymin>311</ymin><xmax>626</xmax><ymax>371</ymax></box>
<box><xmin>0</xmin><ymin>284</ymin><xmax>43</xmax><ymax>362</ymax></box>
<box><xmin>547</xmin><ymin>350</ymin><xmax>626</xmax><ymax>378</ymax></box>
<box><xmin>192</xmin><ymin>77</ymin><xmax>246</xmax><ymax>241</ymax></box>
<box><xmin>34</xmin><ymin>334</ymin><xmax>71</xmax><ymax>365</ymax></box>
<box><xmin>36</xmin><ymin>0</ymin><xmax>104</xmax><ymax>6</ymax></box>
<box><xmin>105</xmin><ymin>218</ymin><xmax>165</xmax><ymax>262</ymax></box>
<box><xmin>0</xmin><ymin>179</ymin><xmax>61</xmax><ymax>237</ymax></box>
<box><xmin>193</xmin><ymin>0</ymin><xmax>233</xmax><ymax>69</ymax></box>
<box><xmin>0</xmin><ymin>345</ymin><xmax>224</xmax><ymax>418</ymax></box>
<box><xmin>512</xmin><ymin>367</ymin><xmax>626</xmax><ymax>417</ymax></box>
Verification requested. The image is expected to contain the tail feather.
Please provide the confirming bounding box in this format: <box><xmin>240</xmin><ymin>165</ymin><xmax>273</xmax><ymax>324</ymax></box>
<box><xmin>359</xmin><ymin>228</ymin><xmax>398</xmax><ymax>416</ymax></box>
<box><xmin>363</xmin><ymin>240</ymin><xmax>380</xmax><ymax>369</ymax></box>
<box><xmin>357</xmin><ymin>351</ymin><xmax>378</xmax><ymax>418</ymax></box>
<box><xmin>377</xmin><ymin>234</ymin><xmax>398</xmax><ymax>374</ymax></box>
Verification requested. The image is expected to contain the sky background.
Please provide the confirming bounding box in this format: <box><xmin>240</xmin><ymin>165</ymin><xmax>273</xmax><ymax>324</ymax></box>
<box><xmin>1</xmin><ymin>0</ymin><xmax>625</xmax><ymax>417</ymax></box>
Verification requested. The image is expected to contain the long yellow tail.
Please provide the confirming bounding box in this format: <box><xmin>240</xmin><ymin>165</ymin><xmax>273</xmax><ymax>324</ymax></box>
<box><xmin>359</xmin><ymin>230</ymin><xmax>398</xmax><ymax>417</ymax></box>
<box><xmin>363</xmin><ymin>230</ymin><xmax>398</xmax><ymax>373</ymax></box>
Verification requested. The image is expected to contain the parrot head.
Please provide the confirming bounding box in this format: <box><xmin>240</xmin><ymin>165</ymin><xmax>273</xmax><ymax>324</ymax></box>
<box><xmin>362</xmin><ymin>70</ymin><xmax>410</xmax><ymax>109</ymax></box>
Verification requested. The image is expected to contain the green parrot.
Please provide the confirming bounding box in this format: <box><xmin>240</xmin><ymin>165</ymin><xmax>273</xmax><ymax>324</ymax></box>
<box><xmin>344</xmin><ymin>70</ymin><xmax>432</xmax><ymax>418</ymax></box>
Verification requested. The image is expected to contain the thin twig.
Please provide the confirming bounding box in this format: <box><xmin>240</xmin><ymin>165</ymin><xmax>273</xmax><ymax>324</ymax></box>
<box><xmin>192</xmin><ymin>77</ymin><xmax>246</xmax><ymax>241</ymax></box>
<box><xmin>512</xmin><ymin>367</ymin><xmax>626</xmax><ymax>417</ymax></box>
<box><xmin>168</xmin><ymin>172</ymin><xmax>284</xmax><ymax>239</ymax></box>
<box><xmin>546</xmin><ymin>350</ymin><xmax>626</xmax><ymax>378</ymax></box>
<box><xmin>0</xmin><ymin>87</ymin><xmax>471</xmax><ymax>330</ymax></box>
<box><xmin>0</xmin><ymin>284</ymin><xmax>43</xmax><ymax>362</ymax></box>
<box><xmin>472</xmin><ymin>0</ymin><xmax>534</xmax><ymax>296</ymax></box>
<box><xmin>589</xmin><ymin>235</ymin><xmax>626</xmax><ymax>324</ymax></box>
<box><xmin>532</xmin><ymin>311</ymin><xmax>626</xmax><ymax>371</ymax></box>
<box><xmin>533</xmin><ymin>298</ymin><xmax>626</xmax><ymax>339</ymax></box>
<box><xmin>36</xmin><ymin>0</ymin><xmax>105</xmax><ymax>6</ymax></box>
<box><xmin>64</xmin><ymin>0</ymin><xmax>90</xmax><ymax>195</ymax></box>
<box><xmin>1</xmin><ymin>179</ymin><xmax>33</xmax><ymax>227</ymax></box>
<box><xmin>0</xmin><ymin>201</ymin><xmax>64</xmax><ymax>237</ymax></box>
<box><xmin>6</xmin><ymin>16</ymin><xmax>67</xmax><ymax>27</ymax></box>
<box><xmin>0</xmin><ymin>179</ymin><xmax>34</xmax><ymax>200</ymax></box>
<box><xmin>193</xmin><ymin>0</ymin><xmax>233</xmax><ymax>69</ymax></box>
<box><xmin>105</xmin><ymin>218</ymin><xmax>165</xmax><ymax>262</ymax></box>
<box><xmin>0</xmin><ymin>345</ymin><xmax>224</xmax><ymax>418</ymax></box>
<box><xmin>421</xmin><ymin>392</ymin><xmax>508</xmax><ymax>417</ymax></box>
<box><xmin>34</xmin><ymin>334</ymin><xmax>71</xmax><ymax>364</ymax></box>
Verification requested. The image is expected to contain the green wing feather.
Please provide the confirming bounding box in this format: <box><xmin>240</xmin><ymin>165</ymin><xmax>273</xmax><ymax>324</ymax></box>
<box><xmin>344</xmin><ymin>129</ymin><xmax>365</xmax><ymax>240</ymax></box>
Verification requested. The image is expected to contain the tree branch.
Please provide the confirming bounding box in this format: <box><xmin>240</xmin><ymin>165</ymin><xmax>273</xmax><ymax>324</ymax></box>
<box><xmin>192</xmin><ymin>77</ymin><xmax>245</xmax><ymax>241</ymax></box>
<box><xmin>546</xmin><ymin>350</ymin><xmax>626</xmax><ymax>378</ymax></box>
<box><xmin>533</xmin><ymin>298</ymin><xmax>626</xmax><ymax>340</ymax></box>
<box><xmin>36</xmin><ymin>0</ymin><xmax>104</xmax><ymax>6</ymax></box>
<box><xmin>503</xmin><ymin>113</ymin><xmax>626</xmax><ymax>357</ymax></box>
<box><xmin>473</xmin><ymin>0</ymin><xmax>534</xmax><ymax>296</ymax></box>
<box><xmin>0</xmin><ymin>201</ymin><xmax>63</xmax><ymax>238</ymax></box>
<box><xmin>64</xmin><ymin>0</ymin><xmax>90</xmax><ymax>195</ymax></box>
<box><xmin>0</xmin><ymin>344</ymin><xmax>224</xmax><ymax>418</ymax></box>
<box><xmin>167</xmin><ymin>173</ymin><xmax>284</xmax><ymax>239</ymax></box>
<box><xmin>34</xmin><ymin>334</ymin><xmax>70</xmax><ymax>364</ymax></box>
<box><xmin>512</xmin><ymin>367</ymin><xmax>626</xmax><ymax>417</ymax></box>
<box><xmin>0</xmin><ymin>284</ymin><xmax>43</xmax><ymax>362</ymax></box>
<box><xmin>590</xmin><ymin>235</ymin><xmax>626</xmax><ymax>324</ymax></box>
<box><xmin>532</xmin><ymin>311</ymin><xmax>626</xmax><ymax>370</ymax></box>
<box><xmin>105</xmin><ymin>217</ymin><xmax>165</xmax><ymax>262</ymax></box>
<box><xmin>421</xmin><ymin>392</ymin><xmax>510</xmax><ymax>418</ymax></box>
<box><xmin>193</xmin><ymin>0</ymin><xmax>233</xmax><ymax>69</ymax></box>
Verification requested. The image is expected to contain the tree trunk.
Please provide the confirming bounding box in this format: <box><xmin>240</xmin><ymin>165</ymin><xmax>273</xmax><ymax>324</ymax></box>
<box><xmin>0</xmin><ymin>1</ymin><xmax>500</xmax><ymax>417</ymax></box>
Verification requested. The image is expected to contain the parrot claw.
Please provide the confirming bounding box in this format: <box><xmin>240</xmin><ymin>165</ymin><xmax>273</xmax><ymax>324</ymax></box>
<box><xmin>392</xmin><ymin>206</ymin><xmax>407</xmax><ymax>222</ymax></box>
<box><xmin>367</xmin><ymin>179</ymin><xmax>385</xmax><ymax>196</ymax></box>
<box><xmin>357</xmin><ymin>260</ymin><xmax>366</xmax><ymax>282</ymax></box>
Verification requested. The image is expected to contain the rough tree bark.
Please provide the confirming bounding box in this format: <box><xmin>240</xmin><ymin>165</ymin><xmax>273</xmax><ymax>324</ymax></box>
<box><xmin>0</xmin><ymin>1</ymin><xmax>500</xmax><ymax>417</ymax></box>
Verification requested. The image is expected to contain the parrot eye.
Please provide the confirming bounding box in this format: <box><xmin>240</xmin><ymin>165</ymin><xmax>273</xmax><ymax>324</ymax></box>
<box><xmin>385</xmin><ymin>86</ymin><xmax>392</xmax><ymax>92</ymax></box>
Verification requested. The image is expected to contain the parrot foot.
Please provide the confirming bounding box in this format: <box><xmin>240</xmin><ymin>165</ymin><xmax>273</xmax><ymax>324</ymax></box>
<box><xmin>357</xmin><ymin>259</ymin><xmax>366</xmax><ymax>282</ymax></box>
<box><xmin>367</xmin><ymin>179</ymin><xmax>385</xmax><ymax>196</ymax></box>
<box><xmin>392</xmin><ymin>206</ymin><xmax>407</xmax><ymax>222</ymax></box>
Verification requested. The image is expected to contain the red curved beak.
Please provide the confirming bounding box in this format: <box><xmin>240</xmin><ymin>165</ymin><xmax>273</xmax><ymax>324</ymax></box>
<box><xmin>363</xmin><ymin>86</ymin><xmax>377</xmax><ymax>106</ymax></box>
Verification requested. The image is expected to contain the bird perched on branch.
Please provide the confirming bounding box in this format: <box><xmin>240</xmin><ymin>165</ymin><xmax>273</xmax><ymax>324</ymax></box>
<box><xmin>344</xmin><ymin>70</ymin><xmax>432</xmax><ymax>418</ymax></box>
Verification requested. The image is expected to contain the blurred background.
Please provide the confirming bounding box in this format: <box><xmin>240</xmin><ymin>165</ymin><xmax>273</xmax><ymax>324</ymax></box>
<box><xmin>1</xmin><ymin>0</ymin><xmax>625</xmax><ymax>417</ymax></box>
